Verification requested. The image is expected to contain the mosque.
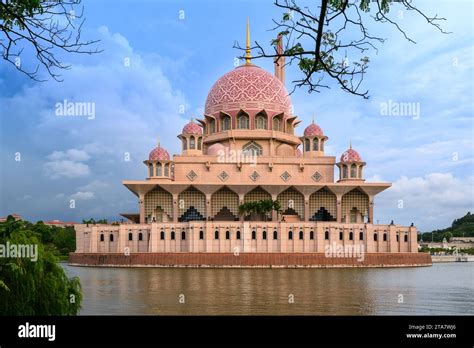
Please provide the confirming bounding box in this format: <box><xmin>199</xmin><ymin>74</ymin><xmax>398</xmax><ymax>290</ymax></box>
<box><xmin>71</xmin><ymin>23</ymin><xmax>431</xmax><ymax>267</ymax></box>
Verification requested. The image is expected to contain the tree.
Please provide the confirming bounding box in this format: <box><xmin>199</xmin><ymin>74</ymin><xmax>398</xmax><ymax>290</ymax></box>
<box><xmin>0</xmin><ymin>216</ymin><xmax>82</xmax><ymax>315</ymax></box>
<box><xmin>0</xmin><ymin>0</ymin><xmax>100</xmax><ymax>81</ymax></box>
<box><xmin>236</xmin><ymin>0</ymin><xmax>448</xmax><ymax>98</ymax></box>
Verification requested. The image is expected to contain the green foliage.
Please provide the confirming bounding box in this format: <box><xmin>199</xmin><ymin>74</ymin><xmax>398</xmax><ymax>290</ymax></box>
<box><xmin>239</xmin><ymin>200</ymin><xmax>281</xmax><ymax>220</ymax></box>
<box><xmin>82</xmin><ymin>218</ymin><xmax>108</xmax><ymax>224</ymax></box>
<box><xmin>418</xmin><ymin>212</ymin><xmax>474</xmax><ymax>242</ymax></box>
<box><xmin>0</xmin><ymin>216</ymin><xmax>82</xmax><ymax>315</ymax></box>
<box><xmin>0</xmin><ymin>0</ymin><xmax>43</xmax><ymax>30</ymax></box>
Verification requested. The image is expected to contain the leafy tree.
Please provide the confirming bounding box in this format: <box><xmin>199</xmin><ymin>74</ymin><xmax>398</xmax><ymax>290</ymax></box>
<box><xmin>0</xmin><ymin>0</ymin><xmax>100</xmax><ymax>81</ymax></box>
<box><xmin>237</xmin><ymin>0</ymin><xmax>448</xmax><ymax>97</ymax></box>
<box><xmin>0</xmin><ymin>216</ymin><xmax>82</xmax><ymax>315</ymax></box>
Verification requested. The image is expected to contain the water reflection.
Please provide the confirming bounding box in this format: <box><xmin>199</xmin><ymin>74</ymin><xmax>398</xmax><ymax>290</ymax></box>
<box><xmin>62</xmin><ymin>263</ymin><xmax>473</xmax><ymax>315</ymax></box>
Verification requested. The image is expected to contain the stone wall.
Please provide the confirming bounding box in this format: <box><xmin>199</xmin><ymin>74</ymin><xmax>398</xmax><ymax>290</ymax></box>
<box><xmin>69</xmin><ymin>252</ymin><xmax>432</xmax><ymax>268</ymax></box>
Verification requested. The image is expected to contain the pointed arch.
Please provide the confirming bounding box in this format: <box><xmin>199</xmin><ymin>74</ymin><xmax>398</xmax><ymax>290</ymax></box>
<box><xmin>178</xmin><ymin>186</ymin><xmax>206</xmax><ymax>222</ymax></box>
<box><xmin>220</xmin><ymin>112</ymin><xmax>232</xmax><ymax>131</ymax></box>
<box><xmin>237</xmin><ymin>110</ymin><xmax>250</xmax><ymax>129</ymax></box>
<box><xmin>277</xmin><ymin>187</ymin><xmax>304</xmax><ymax>220</ymax></box>
<box><xmin>309</xmin><ymin>187</ymin><xmax>336</xmax><ymax>221</ymax></box>
<box><xmin>242</xmin><ymin>141</ymin><xmax>263</xmax><ymax>156</ymax></box>
<box><xmin>211</xmin><ymin>186</ymin><xmax>239</xmax><ymax>221</ymax></box>
<box><xmin>255</xmin><ymin>110</ymin><xmax>268</xmax><ymax>130</ymax></box>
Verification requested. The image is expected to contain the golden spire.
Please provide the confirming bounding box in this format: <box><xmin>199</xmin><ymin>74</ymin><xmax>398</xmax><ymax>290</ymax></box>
<box><xmin>245</xmin><ymin>17</ymin><xmax>251</xmax><ymax>65</ymax></box>
<box><xmin>349</xmin><ymin>139</ymin><xmax>352</xmax><ymax>149</ymax></box>
<box><xmin>157</xmin><ymin>136</ymin><xmax>160</xmax><ymax>148</ymax></box>
<box><xmin>312</xmin><ymin>114</ymin><xmax>315</xmax><ymax>124</ymax></box>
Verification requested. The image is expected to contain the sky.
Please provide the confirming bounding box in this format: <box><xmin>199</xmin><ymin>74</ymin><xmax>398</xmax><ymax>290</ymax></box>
<box><xmin>0</xmin><ymin>0</ymin><xmax>473</xmax><ymax>231</ymax></box>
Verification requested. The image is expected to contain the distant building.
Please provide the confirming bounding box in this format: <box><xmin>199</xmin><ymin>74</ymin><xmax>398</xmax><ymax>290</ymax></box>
<box><xmin>43</xmin><ymin>220</ymin><xmax>77</xmax><ymax>228</ymax></box>
<box><xmin>0</xmin><ymin>214</ymin><xmax>22</xmax><ymax>222</ymax></box>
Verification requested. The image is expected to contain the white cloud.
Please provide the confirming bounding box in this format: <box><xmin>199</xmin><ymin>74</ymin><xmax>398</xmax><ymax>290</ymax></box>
<box><xmin>43</xmin><ymin>160</ymin><xmax>90</xmax><ymax>179</ymax></box>
<box><xmin>376</xmin><ymin>173</ymin><xmax>474</xmax><ymax>231</ymax></box>
<box><xmin>48</xmin><ymin>149</ymin><xmax>90</xmax><ymax>162</ymax></box>
<box><xmin>70</xmin><ymin>191</ymin><xmax>95</xmax><ymax>200</ymax></box>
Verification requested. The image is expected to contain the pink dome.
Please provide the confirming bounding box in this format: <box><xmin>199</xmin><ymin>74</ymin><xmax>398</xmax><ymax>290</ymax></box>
<box><xmin>304</xmin><ymin>123</ymin><xmax>324</xmax><ymax>136</ymax></box>
<box><xmin>205</xmin><ymin>65</ymin><xmax>292</xmax><ymax>115</ymax></box>
<box><xmin>340</xmin><ymin>148</ymin><xmax>362</xmax><ymax>163</ymax></box>
<box><xmin>149</xmin><ymin>146</ymin><xmax>170</xmax><ymax>161</ymax></box>
<box><xmin>207</xmin><ymin>143</ymin><xmax>227</xmax><ymax>156</ymax></box>
<box><xmin>182</xmin><ymin>121</ymin><xmax>202</xmax><ymax>135</ymax></box>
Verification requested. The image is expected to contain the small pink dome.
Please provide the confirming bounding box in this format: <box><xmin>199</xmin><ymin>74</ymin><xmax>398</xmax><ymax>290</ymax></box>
<box><xmin>304</xmin><ymin>123</ymin><xmax>323</xmax><ymax>136</ymax></box>
<box><xmin>182</xmin><ymin>121</ymin><xmax>202</xmax><ymax>135</ymax></box>
<box><xmin>295</xmin><ymin>147</ymin><xmax>302</xmax><ymax>157</ymax></box>
<box><xmin>149</xmin><ymin>146</ymin><xmax>170</xmax><ymax>161</ymax></box>
<box><xmin>207</xmin><ymin>143</ymin><xmax>227</xmax><ymax>156</ymax></box>
<box><xmin>340</xmin><ymin>148</ymin><xmax>362</xmax><ymax>163</ymax></box>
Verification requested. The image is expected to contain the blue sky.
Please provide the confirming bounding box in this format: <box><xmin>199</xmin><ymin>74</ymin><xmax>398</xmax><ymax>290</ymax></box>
<box><xmin>0</xmin><ymin>0</ymin><xmax>472</xmax><ymax>231</ymax></box>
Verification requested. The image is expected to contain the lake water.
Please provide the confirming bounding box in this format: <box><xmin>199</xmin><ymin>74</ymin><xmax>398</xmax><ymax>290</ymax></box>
<box><xmin>62</xmin><ymin>263</ymin><xmax>473</xmax><ymax>315</ymax></box>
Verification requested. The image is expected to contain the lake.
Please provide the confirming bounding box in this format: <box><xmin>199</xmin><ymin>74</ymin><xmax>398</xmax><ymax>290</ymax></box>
<box><xmin>62</xmin><ymin>262</ymin><xmax>473</xmax><ymax>315</ymax></box>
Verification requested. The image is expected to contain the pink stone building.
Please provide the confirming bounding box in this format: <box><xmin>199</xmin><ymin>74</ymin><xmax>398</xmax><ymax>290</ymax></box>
<box><xmin>72</xmin><ymin>25</ymin><xmax>430</xmax><ymax>267</ymax></box>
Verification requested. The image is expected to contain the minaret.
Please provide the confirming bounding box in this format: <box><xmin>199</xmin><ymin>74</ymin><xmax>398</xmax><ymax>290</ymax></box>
<box><xmin>274</xmin><ymin>34</ymin><xmax>285</xmax><ymax>84</ymax></box>
<box><xmin>245</xmin><ymin>18</ymin><xmax>251</xmax><ymax>65</ymax></box>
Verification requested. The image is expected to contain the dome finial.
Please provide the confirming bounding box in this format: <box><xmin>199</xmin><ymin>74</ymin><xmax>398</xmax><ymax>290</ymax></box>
<box><xmin>245</xmin><ymin>17</ymin><xmax>251</xmax><ymax>65</ymax></box>
<box><xmin>349</xmin><ymin>139</ymin><xmax>352</xmax><ymax>149</ymax></box>
<box><xmin>157</xmin><ymin>136</ymin><xmax>160</xmax><ymax>148</ymax></box>
<box><xmin>312</xmin><ymin>113</ymin><xmax>315</xmax><ymax>124</ymax></box>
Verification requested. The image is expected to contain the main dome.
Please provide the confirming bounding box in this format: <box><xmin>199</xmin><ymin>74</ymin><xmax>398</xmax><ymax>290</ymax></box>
<box><xmin>205</xmin><ymin>64</ymin><xmax>292</xmax><ymax>116</ymax></box>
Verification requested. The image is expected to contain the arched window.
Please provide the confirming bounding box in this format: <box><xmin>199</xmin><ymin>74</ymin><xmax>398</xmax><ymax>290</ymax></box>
<box><xmin>171</xmin><ymin>231</ymin><xmax>175</xmax><ymax>240</ymax></box>
<box><xmin>339</xmin><ymin>231</ymin><xmax>343</xmax><ymax>240</ymax></box>
<box><xmin>100</xmin><ymin>234</ymin><xmax>104</xmax><ymax>242</ymax></box>
<box><xmin>324</xmin><ymin>231</ymin><xmax>329</xmax><ymax>240</ymax></box>
<box><xmin>310</xmin><ymin>231</ymin><xmax>314</xmax><ymax>240</ymax></box>
<box><xmin>359</xmin><ymin>231</ymin><xmax>364</xmax><ymax>240</ymax></box>
<box><xmin>164</xmin><ymin>164</ymin><xmax>169</xmax><ymax>177</ymax></box>
<box><xmin>209</xmin><ymin>119</ymin><xmax>216</xmax><ymax>133</ymax></box>
<box><xmin>160</xmin><ymin>231</ymin><xmax>165</xmax><ymax>240</ymax></box>
<box><xmin>396</xmin><ymin>234</ymin><xmax>399</xmax><ymax>242</ymax></box>
<box><xmin>288</xmin><ymin>231</ymin><xmax>293</xmax><ymax>240</ymax></box>
<box><xmin>358</xmin><ymin>166</ymin><xmax>362</xmax><ymax>178</ymax></box>
<box><xmin>374</xmin><ymin>233</ymin><xmax>378</xmax><ymax>241</ymax></box>
<box><xmin>383</xmin><ymin>233</ymin><xmax>387</xmax><ymax>241</ymax></box>
<box><xmin>198</xmin><ymin>138</ymin><xmax>202</xmax><ymax>150</ymax></box>
<box><xmin>349</xmin><ymin>232</ymin><xmax>353</xmax><ymax>240</ymax></box>
<box><xmin>190</xmin><ymin>136</ymin><xmax>196</xmax><ymax>150</ymax></box>
<box><xmin>138</xmin><ymin>232</ymin><xmax>143</xmax><ymax>241</ymax></box>
<box><xmin>342</xmin><ymin>165</ymin><xmax>348</xmax><ymax>179</ymax></box>
<box><xmin>109</xmin><ymin>234</ymin><xmax>114</xmax><ymax>242</ymax></box>
<box><xmin>128</xmin><ymin>232</ymin><xmax>133</xmax><ymax>241</ymax></box>
<box><xmin>262</xmin><ymin>231</ymin><xmax>267</xmax><ymax>240</ymax></box>
<box><xmin>299</xmin><ymin>230</ymin><xmax>304</xmax><ymax>240</ymax></box>
<box><xmin>313</xmin><ymin>138</ymin><xmax>319</xmax><ymax>151</ymax></box>
<box><xmin>305</xmin><ymin>139</ymin><xmax>310</xmax><ymax>152</ymax></box>
<box><xmin>242</xmin><ymin>141</ymin><xmax>263</xmax><ymax>156</ymax></box>
<box><xmin>404</xmin><ymin>234</ymin><xmax>408</xmax><ymax>242</ymax></box>
<box><xmin>181</xmin><ymin>231</ymin><xmax>186</xmax><ymax>240</ymax></box>
<box><xmin>252</xmin><ymin>230</ymin><xmax>256</xmax><ymax>240</ymax></box>
<box><xmin>273</xmin><ymin>230</ymin><xmax>278</xmax><ymax>240</ymax></box>
<box><xmin>273</xmin><ymin>117</ymin><xmax>281</xmax><ymax>131</ymax></box>
<box><xmin>226</xmin><ymin>230</ymin><xmax>230</xmax><ymax>240</ymax></box>
<box><xmin>236</xmin><ymin>230</ymin><xmax>241</xmax><ymax>240</ymax></box>
<box><xmin>199</xmin><ymin>230</ymin><xmax>204</xmax><ymax>240</ymax></box>
<box><xmin>255</xmin><ymin>114</ymin><xmax>267</xmax><ymax>129</ymax></box>
<box><xmin>215</xmin><ymin>230</ymin><xmax>219</xmax><ymax>239</ymax></box>
<box><xmin>149</xmin><ymin>165</ymin><xmax>153</xmax><ymax>177</ymax></box>
<box><xmin>156</xmin><ymin>164</ymin><xmax>162</xmax><ymax>176</ymax></box>
<box><xmin>351</xmin><ymin>164</ymin><xmax>357</xmax><ymax>178</ymax></box>
<box><xmin>237</xmin><ymin>113</ymin><xmax>249</xmax><ymax>129</ymax></box>
<box><xmin>221</xmin><ymin>115</ymin><xmax>231</xmax><ymax>131</ymax></box>
<box><xmin>182</xmin><ymin>138</ymin><xmax>187</xmax><ymax>150</ymax></box>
